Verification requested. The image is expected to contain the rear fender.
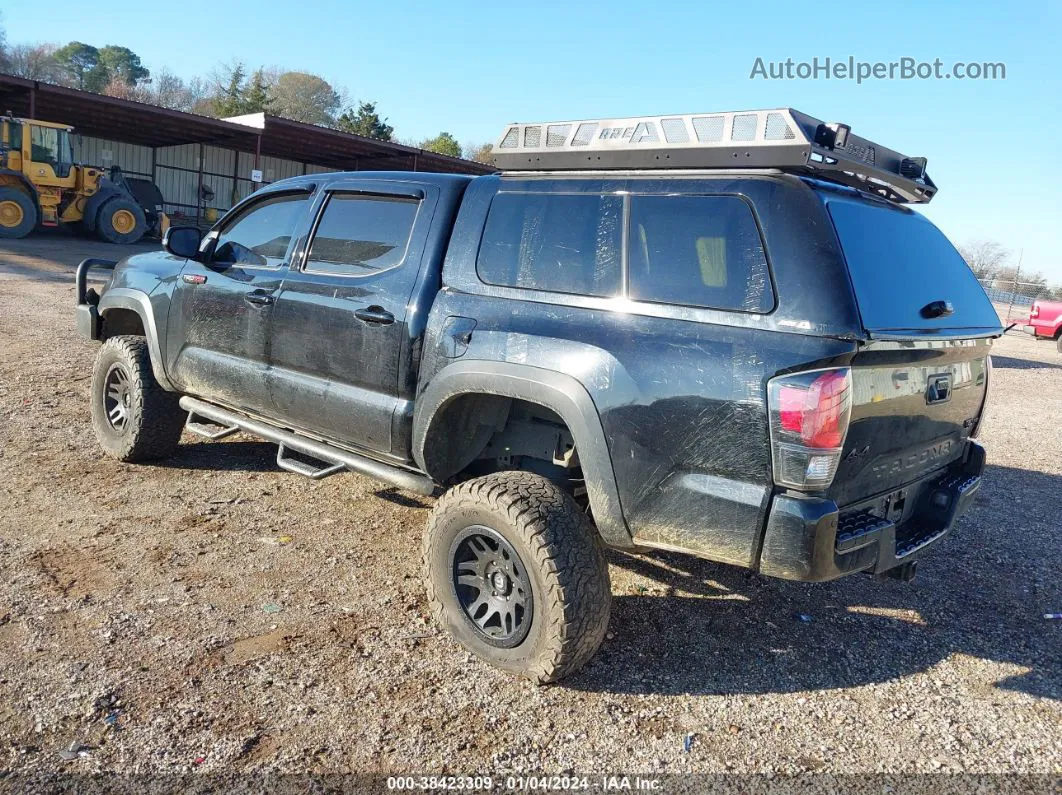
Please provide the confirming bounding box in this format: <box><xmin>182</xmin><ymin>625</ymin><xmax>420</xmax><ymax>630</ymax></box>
<box><xmin>413</xmin><ymin>360</ymin><xmax>633</xmax><ymax>548</ymax></box>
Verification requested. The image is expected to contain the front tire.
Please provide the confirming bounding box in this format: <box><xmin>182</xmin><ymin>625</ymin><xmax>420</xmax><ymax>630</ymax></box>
<box><xmin>424</xmin><ymin>471</ymin><xmax>611</xmax><ymax>683</ymax></box>
<box><xmin>90</xmin><ymin>336</ymin><xmax>185</xmax><ymax>462</ymax></box>
<box><xmin>95</xmin><ymin>197</ymin><xmax>146</xmax><ymax>244</ymax></box>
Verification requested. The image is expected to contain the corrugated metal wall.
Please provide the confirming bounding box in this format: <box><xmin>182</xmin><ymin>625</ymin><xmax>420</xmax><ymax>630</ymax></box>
<box><xmin>154</xmin><ymin>143</ymin><xmax>239</xmax><ymax>221</ymax></box>
<box><xmin>73</xmin><ymin>137</ymin><xmax>153</xmax><ymax>178</ymax></box>
<box><xmin>77</xmin><ymin>135</ymin><xmax>346</xmax><ymax>225</ymax></box>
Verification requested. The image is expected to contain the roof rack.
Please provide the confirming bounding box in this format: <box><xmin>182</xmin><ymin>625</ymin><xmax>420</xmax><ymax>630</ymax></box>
<box><xmin>490</xmin><ymin>108</ymin><xmax>936</xmax><ymax>204</ymax></box>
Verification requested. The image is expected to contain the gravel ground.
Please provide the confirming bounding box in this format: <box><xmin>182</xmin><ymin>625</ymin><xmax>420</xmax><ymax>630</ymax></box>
<box><xmin>0</xmin><ymin>233</ymin><xmax>1059</xmax><ymax>782</ymax></box>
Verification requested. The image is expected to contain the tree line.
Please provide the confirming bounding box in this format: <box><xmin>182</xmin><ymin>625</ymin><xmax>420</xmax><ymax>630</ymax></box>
<box><xmin>0</xmin><ymin>22</ymin><xmax>493</xmax><ymax>163</ymax></box>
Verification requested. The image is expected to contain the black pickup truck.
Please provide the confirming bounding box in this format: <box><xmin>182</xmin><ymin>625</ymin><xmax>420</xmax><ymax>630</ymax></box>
<box><xmin>75</xmin><ymin>109</ymin><xmax>1001</xmax><ymax>682</ymax></box>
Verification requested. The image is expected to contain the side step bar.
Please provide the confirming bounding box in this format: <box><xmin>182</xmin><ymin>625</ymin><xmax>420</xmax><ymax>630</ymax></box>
<box><xmin>179</xmin><ymin>396</ymin><xmax>435</xmax><ymax>496</ymax></box>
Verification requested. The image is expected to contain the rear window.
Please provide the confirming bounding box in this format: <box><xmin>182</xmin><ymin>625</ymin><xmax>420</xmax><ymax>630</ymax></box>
<box><xmin>477</xmin><ymin>192</ymin><xmax>623</xmax><ymax>297</ymax></box>
<box><xmin>629</xmin><ymin>195</ymin><xmax>773</xmax><ymax>312</ymax></box>
<box><xmin>828</xmin><ymin>199</ymin><xmax>1001</xmax><ymax>333</ymax></box>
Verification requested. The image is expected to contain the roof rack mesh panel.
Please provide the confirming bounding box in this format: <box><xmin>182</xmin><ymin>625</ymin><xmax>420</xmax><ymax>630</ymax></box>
<box><xmin>661</xmin><ymin>118</ymin><xmax>690</xmax><ymax>143</ymax></box>
<box><xmin>500</xmin><ymin>127</ymin><xmax>519</xmax><ymax>148</ymax></box>
<box><xmin>732</xmin><ymin>113</ymin><xmax>758</xmax><ymax>141</ymax></box>
<box><xmin>692</xmin><ymin>116</ymin><xmax>724</xmax><ymax>142</ymax></box>
<box><xmin>546</xmin><ymin>124</ymin><xmax>571</xmax><ymax>147</ymax></box>
<box><xmin>765</xmin><ymin>112</ymin><xmax>796</xmax><ymax>140</ymax></box>
<box><xmin>571</xmin><ymin>123</ymin><xmax>598</xmax><ymax>146</ymax></box>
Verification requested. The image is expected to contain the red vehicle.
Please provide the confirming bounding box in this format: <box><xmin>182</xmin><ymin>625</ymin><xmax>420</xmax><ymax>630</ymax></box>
<box><xmin>1025</xmin><ymin>299</ymin><xmax>1062</xmax><ymax>351</ymax></box>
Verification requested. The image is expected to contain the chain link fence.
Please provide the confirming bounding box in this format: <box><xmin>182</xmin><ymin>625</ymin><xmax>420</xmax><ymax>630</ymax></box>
<box><xmin>977</xmin><ymin>277</ymin><xmax>1059</xmax><ymax>324</ymax></box>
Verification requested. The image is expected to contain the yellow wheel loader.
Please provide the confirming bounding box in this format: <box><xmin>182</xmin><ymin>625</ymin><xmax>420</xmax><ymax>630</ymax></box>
<box><xmin>0</xmin><ymin>114</ymin><xmax>157</xmax><ymax>244</ymax></box>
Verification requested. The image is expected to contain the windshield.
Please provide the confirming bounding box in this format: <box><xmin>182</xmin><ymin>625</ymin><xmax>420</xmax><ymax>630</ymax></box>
<box><xmin>29</xmin><ymin>125</ymin><xmax>73</xmax><ymax>166</ymax></box>
<box><xmin>827</xmin><ymin>196</ymin><xmax>1002</xmax><ymax>335</ymax></box>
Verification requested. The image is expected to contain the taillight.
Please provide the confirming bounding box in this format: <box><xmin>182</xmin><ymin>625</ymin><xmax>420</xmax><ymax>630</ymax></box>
<box><xmin>1031</xmin><ymin>303</ymin><xmax>1040</xmax><ymax>319</ymax></box>
<box><xmin>768</xmin><ymin>367</ymin><xmax>853</xmax><ymax>490</ymax></box>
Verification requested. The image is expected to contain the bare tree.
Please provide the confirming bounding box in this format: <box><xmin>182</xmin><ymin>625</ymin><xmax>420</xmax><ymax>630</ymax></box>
<box><xmin>0</xmin><ymin>13</ymin><xmax>7</xmax><ymax>70</ymax></box>
<box><xmin>101</xmin><ymin>76</ymin><xmax>151</xmax><ymax>103</ymax></box>
<box><xmin>463</xmin><ymin>142</ymin><xmax>494</xmax><ymax>164</ymax></box>
<box><xmin>958</xmin><ymin>240</ymin><xmax>1010</xmax><ymax>281</ymax></box>
<box><xmin>5</xmin><ymin>42</ymin><xmax>62</xmax><ymax>82</ymax></box>
<box><xmin>149</xmin><ymin>69</ymin><xmax>203</xmax><ymax>112</ymax></box>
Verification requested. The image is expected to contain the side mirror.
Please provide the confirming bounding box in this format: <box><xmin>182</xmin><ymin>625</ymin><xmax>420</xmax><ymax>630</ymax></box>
<box><xmin>162</xmin><ymin>226</ymin><xmax>202</xmax><ymax>259</ymax></box>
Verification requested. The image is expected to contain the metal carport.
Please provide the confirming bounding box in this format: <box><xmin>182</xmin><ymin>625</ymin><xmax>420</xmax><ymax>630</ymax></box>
<box><xmin>0</xmin><ymin>74</ymin><xmax>492</xmax><ymax>224</ymax></box>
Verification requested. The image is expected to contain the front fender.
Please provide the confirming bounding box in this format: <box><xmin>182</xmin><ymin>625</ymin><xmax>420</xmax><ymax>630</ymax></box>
<box><xmin>97</xmin><ymin>288</ymin><xmax>175</xmax><ymax>390</ymax></box>
<box><xmin>412</xmin><ymin>359</ymin><xmax>633</xmax><ymax>548</ymax></box>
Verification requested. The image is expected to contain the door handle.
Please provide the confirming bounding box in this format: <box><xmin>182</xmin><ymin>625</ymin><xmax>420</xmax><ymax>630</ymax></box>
<box><xmin>355</xmin><ymin>305</ymin><xmax>395</xmax><ymax>325</ymax></box>
<box><xmin>244</xmin><ymin>290</ymin><xmax>275</xmax><ymax>307</ymax></box>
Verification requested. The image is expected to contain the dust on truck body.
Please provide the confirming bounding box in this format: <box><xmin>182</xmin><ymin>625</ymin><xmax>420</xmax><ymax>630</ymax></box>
<box><xmin>75</xmin><ymin>107</ymin><xmax>1001</xmax><ymax>682</ymax></box>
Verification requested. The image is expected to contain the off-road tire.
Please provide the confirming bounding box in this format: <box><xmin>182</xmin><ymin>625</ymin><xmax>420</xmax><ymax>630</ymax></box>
<box><xmin>95</xmin><ymin>196</ymin><xmax>146</xmax><ymax>245</ymax></box>
<box><xmin>90</xmin><ymin>336</ymin><xmax>185</xmax><ymax>462</ymax></box>
<box><xmin>0</xmin><ymin>187</ymin><xmax>37</xmax><ymax>239</ymax></box>
<box><xmin>424</xmin><ymin>471</ymin><xmax>611</xmax><ymax>683</ymax></box>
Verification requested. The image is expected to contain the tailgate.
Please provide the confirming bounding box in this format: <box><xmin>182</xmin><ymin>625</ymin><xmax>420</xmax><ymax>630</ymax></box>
<box><xmin>829</xmin><ymin>339</ymin><xmax>990</xmax><ymax>505</ymax></box>
<box><xmin>823</xmin><ymin>192</ymin><xmax>1000</xmax><ymax>506</ymax></box>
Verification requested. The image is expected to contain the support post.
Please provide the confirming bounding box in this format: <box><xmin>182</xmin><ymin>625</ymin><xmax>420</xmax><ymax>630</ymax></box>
<box><xmin>29</xmin><ymin>85</ymin><xmax>37</xmax><ymax>118</ymax></box>
<box><xmin>196</xmin><ymin>142</ymin><xmax>204</xmax><ymax>226</ymax></box>
<box><xmin>231</xmin><ymin>145</ymin><xmax>240</xmax><ymax>209</ymax></box>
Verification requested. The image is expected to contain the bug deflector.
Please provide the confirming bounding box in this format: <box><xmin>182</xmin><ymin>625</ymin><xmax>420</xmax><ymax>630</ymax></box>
<box><xmin>491</xmin><ymin>108</ymin><xmax>936</xmax><ymax>204</ymax></box>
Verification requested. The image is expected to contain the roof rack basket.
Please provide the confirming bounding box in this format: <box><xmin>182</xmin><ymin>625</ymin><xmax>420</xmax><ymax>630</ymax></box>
<box><xmin>490</xmin><ymin>108</ymin><xmax>936</xmax><ymax>204</ymax></box>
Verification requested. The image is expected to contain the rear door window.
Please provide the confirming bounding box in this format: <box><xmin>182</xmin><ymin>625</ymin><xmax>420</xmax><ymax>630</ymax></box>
<box><xmin>477</xmin><ymin>192</ymin><xmax>623</xmax><ymax>297</ymax></box>
<box><xmin>628</xmin><ymin>195</ymin><xmax>773</xmax><ymax>312</ymax></box>
<box><xmin>828</xmin><ymin>198</ymin><xmax>1001</xmax><ymax>333</ymax></box>
<box><xmin>304</xmin><ymin>192</ymin><xmax>419</xmax><ymax>276</ymax></box>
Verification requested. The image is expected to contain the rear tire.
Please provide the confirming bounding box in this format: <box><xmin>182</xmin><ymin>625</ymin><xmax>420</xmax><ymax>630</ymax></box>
<box><xmin>424</xmin><ymin>471</ymin><xmax>611</xmax><ymax>683</ymax></box>
<box><xmin>0</xmin><ymin>187</ymin><xmax>37</xmax><ymax>239</ymax></box>
<box><xmin>90</xmin><ymin>336</ymin><xmax>185</xmax><ymax>462</ymax></box>
<box><xmin>95</xmin><ymin>197</ymin><xmax>146</xmax><ymax>244</ymax></box>
<box><xmin>1056</xmin><ymin>335</ymin><xmax>1061</xmax><ymax>354</ymax></box>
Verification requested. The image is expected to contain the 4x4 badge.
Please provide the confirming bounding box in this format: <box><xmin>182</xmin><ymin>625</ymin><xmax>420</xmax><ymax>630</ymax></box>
<box><xmin>845</xmin><ymin>444</ymin><xmax>871</xmax><ymax>463</ymax></box>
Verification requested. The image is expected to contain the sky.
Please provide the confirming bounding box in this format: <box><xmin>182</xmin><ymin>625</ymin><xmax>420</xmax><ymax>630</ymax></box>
<box><xmin>4</xmin><ymin>0</ymin><xmax>1061</xmax><ymax>281</ymax></box>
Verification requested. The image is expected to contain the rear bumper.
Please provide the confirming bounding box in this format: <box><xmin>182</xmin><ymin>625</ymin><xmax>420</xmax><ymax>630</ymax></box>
<box><xmin>1025</xmin><ymin>321</ymin><xmax>1059</xmax><ymax>338</ymax></box>
<box><xmin>757</xmin><ymin>441</ymin><xmax>986</xmax><ymax>582</ymax></box>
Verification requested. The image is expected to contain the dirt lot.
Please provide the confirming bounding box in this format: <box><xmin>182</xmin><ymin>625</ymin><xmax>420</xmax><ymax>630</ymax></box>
<box><xmin>0</xmin><ymin>232</ymin><xmax>1059</xmax><ymax>780</ymax></box>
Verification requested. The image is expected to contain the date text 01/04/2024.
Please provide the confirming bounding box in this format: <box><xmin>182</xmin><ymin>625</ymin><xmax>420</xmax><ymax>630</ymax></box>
<box><xmin>385</xmin><ymin>775</ymin><xmax>663</xmax><ymax>791</ymax></box>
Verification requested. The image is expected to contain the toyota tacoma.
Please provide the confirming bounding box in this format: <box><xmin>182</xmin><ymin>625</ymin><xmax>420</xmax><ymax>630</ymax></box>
<box><xmin>75</xmin><ymin>108</ymin><xmax>1001</xmax><ymax>682</ymax></box>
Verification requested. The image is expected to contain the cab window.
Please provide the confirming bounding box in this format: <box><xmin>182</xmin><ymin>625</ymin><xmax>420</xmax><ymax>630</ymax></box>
<box><xmin>212</xmin><ymin>192</ymin><xmax>311</xmax><ymax>268</ymax></box>
<box><xmin>30</xmin><ymin>125</ymin><xmax>61</xmax><ymax>164</ymax></box>
<box><xmin>477</xmin><ymin>192</ymin><xmax>623</xmax><ymax>297</ymax></box>
<box><xmin>628</xmin><ymin>195</ymin><xmax>774</xmax><ymax>313</ymax></box>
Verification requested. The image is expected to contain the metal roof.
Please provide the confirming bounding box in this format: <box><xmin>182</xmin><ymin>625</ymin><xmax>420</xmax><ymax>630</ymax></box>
<box><xmin>0</xmin><ymin>74</ymin><xmax>493</xmax><ymax>175</ymax></box>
